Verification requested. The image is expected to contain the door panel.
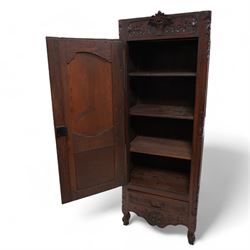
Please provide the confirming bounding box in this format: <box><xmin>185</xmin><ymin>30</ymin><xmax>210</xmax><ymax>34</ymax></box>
<box><xmin>46</xmin><ymin>38</ymin><xmax>125</xmax><ymax>203</ymax></box>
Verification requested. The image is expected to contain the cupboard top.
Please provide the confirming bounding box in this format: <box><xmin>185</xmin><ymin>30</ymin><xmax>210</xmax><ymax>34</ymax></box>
<box><xmin>119</xmin><ymin>11</ymin><xmax>211</xmax><ymax>41</ymax></box>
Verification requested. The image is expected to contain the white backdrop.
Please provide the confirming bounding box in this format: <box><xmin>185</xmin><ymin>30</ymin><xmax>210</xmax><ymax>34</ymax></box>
<box><xmin>0</xmin><ymin>0</ymin><xmax>249</xmax><ymax>249</ymax></box>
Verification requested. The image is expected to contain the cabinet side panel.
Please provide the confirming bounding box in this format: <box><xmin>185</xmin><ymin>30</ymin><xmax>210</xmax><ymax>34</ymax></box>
<box><xmin>189</xmin><ymin>11</ymin><xmax>211</xmax><ymax>231</ymax></box>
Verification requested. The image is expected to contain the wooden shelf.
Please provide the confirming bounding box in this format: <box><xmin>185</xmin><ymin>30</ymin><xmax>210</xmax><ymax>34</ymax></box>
<box><xmin>128</xmin><ymin>71</ymin><xmax>196</xmax><ymax>77</ymax></box>
<box><xmin>130</xmin><ymin>136</ymin><xmax>192</xmax><ymax>160</ymax></box>
<box><xmin>129</xmin><ymin>166</ymin><xmax>189</xmax><ymax>201</ymax></box>
<box><xmin>130</xmin><ymin>104</ymin><xmax>194</xmax><ymax>120</ymax></box>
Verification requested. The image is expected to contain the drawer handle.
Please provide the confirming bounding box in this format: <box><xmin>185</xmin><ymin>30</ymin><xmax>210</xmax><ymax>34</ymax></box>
<box><xmin>150</xmin><ymin>201</ymin><xmax>164</xmax><ymax>208</ymax></box>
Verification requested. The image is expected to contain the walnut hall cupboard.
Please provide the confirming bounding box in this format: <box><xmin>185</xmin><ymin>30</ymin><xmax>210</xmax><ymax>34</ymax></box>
<box><xmin>46</xmin><ymin>10</ymin><xmax>211</xmax><ymax>245</ymax></box>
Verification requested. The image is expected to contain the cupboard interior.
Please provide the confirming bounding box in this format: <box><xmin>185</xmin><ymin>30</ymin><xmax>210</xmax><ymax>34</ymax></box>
<box><xmin>127</xmin><ymin>38</ymin><xmax>198</xmax><ymax>200</ymax></box>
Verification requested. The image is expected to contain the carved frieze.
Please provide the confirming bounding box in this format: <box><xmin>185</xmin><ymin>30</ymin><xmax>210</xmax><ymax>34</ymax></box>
<box><xmin>127</xmin><ymin>11</ymin><xmax>198</xmax><ymax>38</ymax></box>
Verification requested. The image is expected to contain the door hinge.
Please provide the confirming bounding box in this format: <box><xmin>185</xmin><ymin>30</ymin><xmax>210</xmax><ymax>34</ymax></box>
<box><xmin>55</xmin><ymin>126</ymin><xmax>68</xmax><ymax>138</ymax></box>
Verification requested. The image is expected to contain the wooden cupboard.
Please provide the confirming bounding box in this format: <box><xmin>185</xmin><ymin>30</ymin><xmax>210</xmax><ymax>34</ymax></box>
<box><xmin>46</xmin><ymin>10</ymin><xmax>211</xmax><ymax>244</ymax></box>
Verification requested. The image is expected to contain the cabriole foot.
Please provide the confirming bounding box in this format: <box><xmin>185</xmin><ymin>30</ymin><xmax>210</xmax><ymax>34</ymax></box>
<box><xmin>122</xmin><ymin>211</ymin><xmax>130</xmax><ymax>225</ymax></box>
<box><xmin>187</xmin><ymin>231</ymin><xmax>195</xmax><ymax>245</ymax></box>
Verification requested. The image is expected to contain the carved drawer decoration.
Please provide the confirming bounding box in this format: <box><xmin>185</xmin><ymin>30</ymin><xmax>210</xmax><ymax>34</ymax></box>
<box><xmin>127</xmin><ymin>190</ymin><xmax>188</xmax><ymax>227</ymax></box>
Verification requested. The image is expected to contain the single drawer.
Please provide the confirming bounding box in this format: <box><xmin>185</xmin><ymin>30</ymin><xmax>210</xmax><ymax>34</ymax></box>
<box><xmin>127</xmin><ymin>189</ymin><xmax>189</xmax><ymax>226</ymax></box>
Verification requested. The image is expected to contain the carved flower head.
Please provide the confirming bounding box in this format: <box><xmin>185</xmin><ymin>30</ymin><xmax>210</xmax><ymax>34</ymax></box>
<box><xmin>148</xmin><ymin>11</ymin><xmax>171</xmax><ymax>27</ymax></box>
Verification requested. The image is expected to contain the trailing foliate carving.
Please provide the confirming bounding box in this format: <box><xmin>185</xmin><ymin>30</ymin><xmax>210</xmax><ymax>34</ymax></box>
<box><xmin>128</xmin><ymin>23</ymin><xmax>145</xmax><ymax>37</ymax></box>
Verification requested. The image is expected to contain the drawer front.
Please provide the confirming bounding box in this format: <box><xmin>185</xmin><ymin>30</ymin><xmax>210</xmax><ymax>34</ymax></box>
<box><xmin>127</xmin><ymin>189</ymin><xmax>188</xmax><ymax>227</ymax></box>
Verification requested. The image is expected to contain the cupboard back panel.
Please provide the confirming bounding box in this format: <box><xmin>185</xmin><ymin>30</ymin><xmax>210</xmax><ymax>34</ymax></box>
<box><xmin>131</xmin><ymin>153</ymin><xmax>190</xmax><ymax>172</ymax></box>
<box><xmin>128</xmin><ymin>38</ymin><xmax>198</xmax><ymax>72</ymax></box>
<box><xmin>130</xmin><ymin>116</ymin><xmax>193</xmax><ymax>141</ymax></box>
<box><xmin>129</xmin><ymin>77</ymin><xmax>196</xmax><ymax>107</ymax></box>
<box><xmin>128</xmin><ymin>152</ymin><xmax>191</xmax><ymax>201</ymax></box>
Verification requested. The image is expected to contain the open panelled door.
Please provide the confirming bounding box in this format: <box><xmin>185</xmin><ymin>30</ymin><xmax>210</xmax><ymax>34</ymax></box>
<box><xmin>46</xmin><ymin>38</ymin><xmax>125</xmax><ymax>203</ymax></box>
